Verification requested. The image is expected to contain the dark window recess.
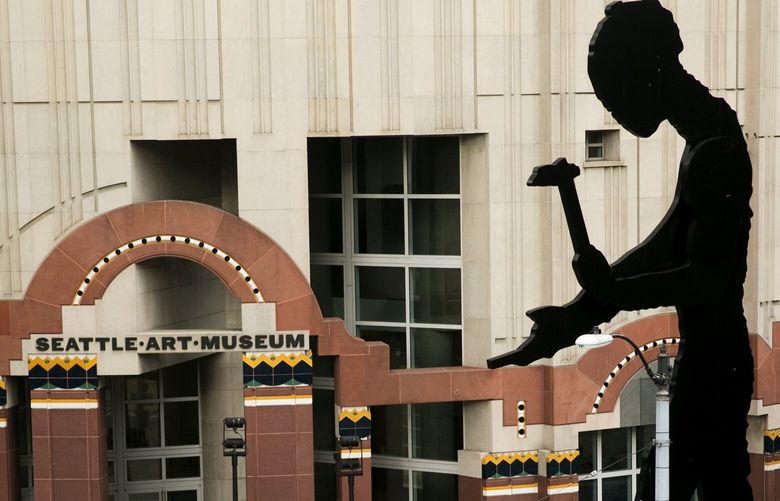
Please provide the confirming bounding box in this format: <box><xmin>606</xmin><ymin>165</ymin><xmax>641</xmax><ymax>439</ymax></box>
<box><xmin>371</xmin><ymin>405</ymin><xmax>409</xmax><ymax>457</ymax></box>
<box><xmin>315</xmin><ymin>462</ymin><xmax>338</xmax><ymax>501</ymax></box>
<box><xmin>411</xmin><ymin>328</ymin><xmax>462</xmax><ymax>368</ymax></box>
<box><xmin>355</xmin><ymin>199</ymin><xmax>404</xmax><ymax>254</ymax></box>
<box><xmin>354</xmin><ymin>137</ymin><xmax>404</xmax><ymax>194</ymax></box>
<box><xmin>313</xmin><ymin>389</ymin><xmax>336</xmax><ymax>451</ymax></box>
<box><xmin>411</xmin><ymin>402</ymin><xmax>463</xmax><ymax>461</ymax></box>
<box><xmin>309</xmin><ymin>198</ymin><xmax>343</xmax><ymax>253</ymax></box>
<box><xmin>372</xmin><ymin>467</ymin><xmax>409</xmax><ymax>501</ymax></box>
<box><xmin>410</xmin><ymin>268</ymin><xmax>462</xmax><ymax>325</ymax></box>
<box><xmin>356</xmin><ymin>267</ymin><xmax>406</xmax><ymax>322</ymax></box>
<box><xmin>413</xmin><ymin>471</ymin><xmax>458</xmax><ymax>500</ymax></box>
<box><xmin>311</xmin><ymin>265</ymin><xmax>345</xmax><ymax>319</ymax></box>
<box><xmin>410</xmin><ymin>136</ymin><xmax>460</xmax><ymax>194</ymax></box>
<box><xmin>409</xmin><ymin>199</ymin><xmax>460</xmax><ymax>255</ymax></box>
<box><xmin>308</xmin><ymin>138</ymin><xmax>343</xmax><ymax>194</ymax></box>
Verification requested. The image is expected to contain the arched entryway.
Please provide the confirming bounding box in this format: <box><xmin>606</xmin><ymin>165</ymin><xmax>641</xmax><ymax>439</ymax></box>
<box><xmin>0</xmin><ymin>201</ymin><xmax>333</xmax><ymax>501</ymax></box>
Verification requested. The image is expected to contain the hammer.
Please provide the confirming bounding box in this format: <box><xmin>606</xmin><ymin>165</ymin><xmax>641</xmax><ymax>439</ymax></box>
<box><xmin>528</xmin><ymin>157</ymin><xmax>589</xmax><ymax>253</ymax></box>
<box><xmin>485</xmin><ymin>158</ymin><xmax>589</xmax><ymax>369</ymax></box>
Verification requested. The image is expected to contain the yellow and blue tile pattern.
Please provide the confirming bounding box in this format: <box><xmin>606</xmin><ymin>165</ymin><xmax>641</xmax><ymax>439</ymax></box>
<box><xmin>765</xmin><ymin>429</ymin><xmax>780</xmax><ymax>471</ymax></box>
<box><xmin>0</xmin><ymin>376</ymin><xmax>6</xmax><ymax>407</ymax></box>
<box><xmin>546</xmin><ymin>449</ymin><xmax>580</xmax><ymax>477</ymax></box>
<box><xmin>765</xmin><ymin>429</ymin><xmax>780</xmax><ymax>455</ymax></box>
<box><xmin>28</xmin><ymin>356</ymin><xmax>97</xmax><ymax>391</ymax></box>
<box><xmin>242</xmin><ymin>351</ymin><xmax>313</xmax><ymax>387</ymax></box>
<box><xmin>338</xmin><ymin>406</ymin><xmax>371</xmax><ymax>439</ymax></box>
<box><xmin>481</xmin><ymin>451</ymin><xmax>539</xmax><ymax>478</ymax></box>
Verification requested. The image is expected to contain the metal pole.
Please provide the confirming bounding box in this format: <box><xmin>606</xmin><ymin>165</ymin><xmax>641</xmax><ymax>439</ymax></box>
<box><xmin>232</xmin><ymin>454</ymin><xmax>239</xmax><ymax>501</ymax></box>
<box><xmin>348</xmin><ymin>474</ymin><xmax>355</xmax><ymax>501</ymax></box>
<box><xmin>656</xmin><ymin>388</ymin><xmax>670</xmax><ymax>501</ymax></box>
<box><xmin>655</xmin><ymin>346</ymin><xmax>670</xmax><ymax>501</ymax></box>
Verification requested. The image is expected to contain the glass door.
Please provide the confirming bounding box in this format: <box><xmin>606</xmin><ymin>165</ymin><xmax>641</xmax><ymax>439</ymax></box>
<box><xmin>107</xmin><ymin>360</ymin><xmax>204</xmax><ymax>501</ymax></box>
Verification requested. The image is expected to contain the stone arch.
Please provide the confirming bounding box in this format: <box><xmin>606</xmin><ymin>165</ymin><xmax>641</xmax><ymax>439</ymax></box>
<box><xmin>573</xmin><ymin>313</ymin><xmax>681</xmax><ymax>418</ymax></box>
<box><xmin>25</xmin><ymin>201</ymin><xmax>297</xmax><ymax>306</ymax></box>
<box><xmin>0</xmin><ymin>200</ymin><xmax>370</xmax><ymax>373</ymax></box>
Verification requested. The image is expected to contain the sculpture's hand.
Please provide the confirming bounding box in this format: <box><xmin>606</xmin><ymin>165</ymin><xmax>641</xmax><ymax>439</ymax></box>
<box><xmin>486</xmin><ymin>290</ymin><xmax>618</xmax><ymax>369</ymax></box>
<box><xmin>487</xmin><ymin>305</ymin><xmax>566</xmax><ymax>368</ymax></box>
<box><xmin>572</xmin><ymin>244</ymin><xmax>615</xmax><ymax>305</ymax></box>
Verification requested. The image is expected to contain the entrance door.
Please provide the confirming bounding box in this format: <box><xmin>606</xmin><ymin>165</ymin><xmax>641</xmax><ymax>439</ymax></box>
<box><xmin>106</xmin><ymin>360</ymin><xmax>204</xmax><ymax>501</ymax></box>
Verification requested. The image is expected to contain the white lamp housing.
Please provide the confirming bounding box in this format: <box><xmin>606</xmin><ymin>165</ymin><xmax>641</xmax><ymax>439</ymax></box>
<box><xmin>575</xmin><ymin>333</ymin><xmax>614</xmax><ymax>348</ymax></box>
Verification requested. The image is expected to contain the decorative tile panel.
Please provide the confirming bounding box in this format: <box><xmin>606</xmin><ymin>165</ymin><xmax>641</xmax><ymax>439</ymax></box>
<box><xmin>338</xmin><ymin>406</ymin><xmax>371</xmax><ymax>439</ymax></box>
<box><xmin>242</xmin><ymin>351</ymin><xmax>313</xmax><ymax>387</ymax></box>
<box><xmin>765</xmin><ymin>429</ymin><xmax>780</xmax><ymax>471</ymax></box>
<box><xmin>547</xmin><ymin>480</ymin><xmax>579</xmax><ymax>496</ymax></box>
<box><xmin>482</xmin><ymin>482</ymin><xmax>538</xmax><ymax>497</ymax></box>
<box><xmin>481</xmin><ymin>451</ymin><xmax>539</xmax><ymax>479</ymax></box>
<box><xmin>546</xmin><ymin>450</ymin><xmax>580</xmax><ymax>477</ymax></box>
<box><xmin>28</xmin><ymin>356</ymin><xmax>98</xmax><ymax>390</ymax></box>
<box><xmin>0</xmin><ymin>376</ymin><xmax>5</xmax><ymax>407</ymax></box>
<box><xmin>765</xmin><ymin>429</ymin><xmax>780</xmax><ymax>454</ymax></box>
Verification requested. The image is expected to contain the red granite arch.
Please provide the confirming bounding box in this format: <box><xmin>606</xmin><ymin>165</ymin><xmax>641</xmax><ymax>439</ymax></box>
<box><xmin>0</xmin><ymin>200</ymin><xmax>370</xmax><ymax>373</ymax></box>
<box><xmin>572</xmin><ymin>313</ymin><xmax>681</xmax><ymax>418</ymax></box>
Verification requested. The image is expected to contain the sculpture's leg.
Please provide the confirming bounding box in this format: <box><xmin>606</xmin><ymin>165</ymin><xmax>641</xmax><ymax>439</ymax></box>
<box><xmin>667</xmin><ymin>312</ymin><xmax>754</xmax><ymax>500</ymax></box>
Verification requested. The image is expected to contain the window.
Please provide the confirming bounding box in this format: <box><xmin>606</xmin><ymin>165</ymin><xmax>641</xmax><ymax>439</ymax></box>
<box><xmin>585</xmin><ymin>130</ymin><xmax>620</xmax><ymax>162</ymax></box>
<box><xmin>308</xmin><ymin>136</ymin><xmax>464</xmax><ymax>500</ymax></box>
<box><xmin>107</xmin><ymin>360</ymin><xmax>203</xmax><ymax>501</ymax></box>
<box><xmin>578</xmin><ymin>425</ymin><xmax>654</xmax><ymax>501</ymax></box>
<box><xmin>308</xmin><ymin>136</ymin><xmax>463</xmax><ymax>370</ymax></box>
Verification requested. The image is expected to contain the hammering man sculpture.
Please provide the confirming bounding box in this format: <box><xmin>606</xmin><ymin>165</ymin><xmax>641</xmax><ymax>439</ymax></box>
<box><xmin>488</xmin><ymin>1</ymin><xmax>754</xmax><ymax>499</ymax></box>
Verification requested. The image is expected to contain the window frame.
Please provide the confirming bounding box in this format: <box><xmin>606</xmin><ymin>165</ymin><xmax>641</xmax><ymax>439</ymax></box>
<box><xmin>578</xmin><ymin>426</ymin><xmax>653</xmax><ymax>500</ymax></box>
<box><xmin>310</xmin><ymin>136</ymin><xmax>464</xmax><ymax>369</ymax></box>
<box><xmin>309</xmin><ymin>135</ymin><xmax>466</xmax><ymax>500</ymax></box>
<box><xmin>107</xmin><ymin>362</ymin><xmax>204</xmax><ymax>500</ymax></box>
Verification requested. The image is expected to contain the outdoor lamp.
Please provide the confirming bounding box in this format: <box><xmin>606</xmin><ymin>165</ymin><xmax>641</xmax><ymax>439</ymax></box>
<box><xmin>223</xmin><ymin>416</ymin><xmax>247</xmax><ymax>501</ymax></box>
<box><xmin>224</xmin><ymin>417</ymin><xmax>245</xmax><ymax>431</ymax></box>
<box><xmin>334</xmin><ymin>435</ymin><xmax>364</xmax><ymax>501</ymax></box>
<box><xmin>576</xmin><ymin>332</ymin><xmax>671</xmax><ymax>501</ymax></box>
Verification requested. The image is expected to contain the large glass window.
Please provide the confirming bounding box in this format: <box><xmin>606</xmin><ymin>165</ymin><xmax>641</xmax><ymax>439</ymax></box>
<box><xmin>308</xmin><ymin>136</ymin><xmax>463</xmax><ymax>370</ymax></box>
<box><xmin>578</xmin><ymin>426</ymin><xmax>654</xmax><ymax>501</ymax></box>
<box><xmin>308</xmin><ymin>136</ymin><xmax>464</xmax><ymax>500</ymax></box>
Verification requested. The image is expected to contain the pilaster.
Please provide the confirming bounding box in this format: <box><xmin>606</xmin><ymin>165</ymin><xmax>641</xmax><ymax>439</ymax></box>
<box><xmin>243</xmin><ymin>350</ymin><xmax>314</xmax><ymax>500</ymax></box>
<box><xmin>28</xmin><ymin>356</ymin><xmax>106</xmax><ymax>501</ymax></box>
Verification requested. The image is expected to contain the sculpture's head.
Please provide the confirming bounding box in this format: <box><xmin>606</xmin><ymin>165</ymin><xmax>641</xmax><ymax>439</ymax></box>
<box><xmin>588</xmin><ymin>0</ymin><xmax>684</xmax><ymax>137</ymax></box>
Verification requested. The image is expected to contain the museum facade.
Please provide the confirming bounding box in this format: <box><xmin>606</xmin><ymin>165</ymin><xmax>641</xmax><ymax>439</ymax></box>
<box><xmin>1</xmin><ymin>1</ymin><xmax>780</xmax><ymax>500</ymax></box>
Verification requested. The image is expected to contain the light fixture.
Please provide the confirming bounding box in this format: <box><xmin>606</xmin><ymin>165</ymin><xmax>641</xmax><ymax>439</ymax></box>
<box><xmin>223</xmin><ymin>416</ymin><xmax>247</xmax><ymax>501</ymax></box>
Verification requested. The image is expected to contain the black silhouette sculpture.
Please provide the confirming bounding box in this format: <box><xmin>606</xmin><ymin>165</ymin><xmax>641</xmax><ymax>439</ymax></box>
<box><xmin>487</xmin><ymin>1</ymin><xmax>754</xmax><ymax>498</ymax></box>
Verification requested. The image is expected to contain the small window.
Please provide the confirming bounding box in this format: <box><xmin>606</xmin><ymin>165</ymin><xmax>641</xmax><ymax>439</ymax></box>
<box><xmin>586</xmin><ymin>130</ymin><xmax>620</xmax><ymax>162</ymax></box>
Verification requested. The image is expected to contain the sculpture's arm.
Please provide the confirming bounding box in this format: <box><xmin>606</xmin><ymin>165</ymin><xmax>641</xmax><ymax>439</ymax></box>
<box><xmin>577</xmin><ymin>137</ymin><xmax>751</xmax><ymax>311</ymax></box>
<box><xmin>486</xmin><ymin>290</ymin><xmax>618</xmax><ymax>368</ymax></box>
<box><xmin>609</xmin><ymin>207</ymin><xmax>684</xmax><ymax>279</ymax></box>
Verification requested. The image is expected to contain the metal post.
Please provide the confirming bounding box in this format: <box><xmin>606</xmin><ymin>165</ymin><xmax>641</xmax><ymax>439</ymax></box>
<box><xmin>655</xmin><ymin>387</ymin><xmax>670</xmax><ymax>501</ymax></box>
<box><xmin>232</xmin><ymin>454</ymin><xmax>239</xmax><ymax>501</ymax></box>
<box><xmin>655</xmin><ymin>347</ymin><xmax>670</xmax><ymax>501</ymax></box>
<box><xmin>348</xmin><ymin>474</ymin><xmax>355</xmax><ymax>501</ymax></box>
